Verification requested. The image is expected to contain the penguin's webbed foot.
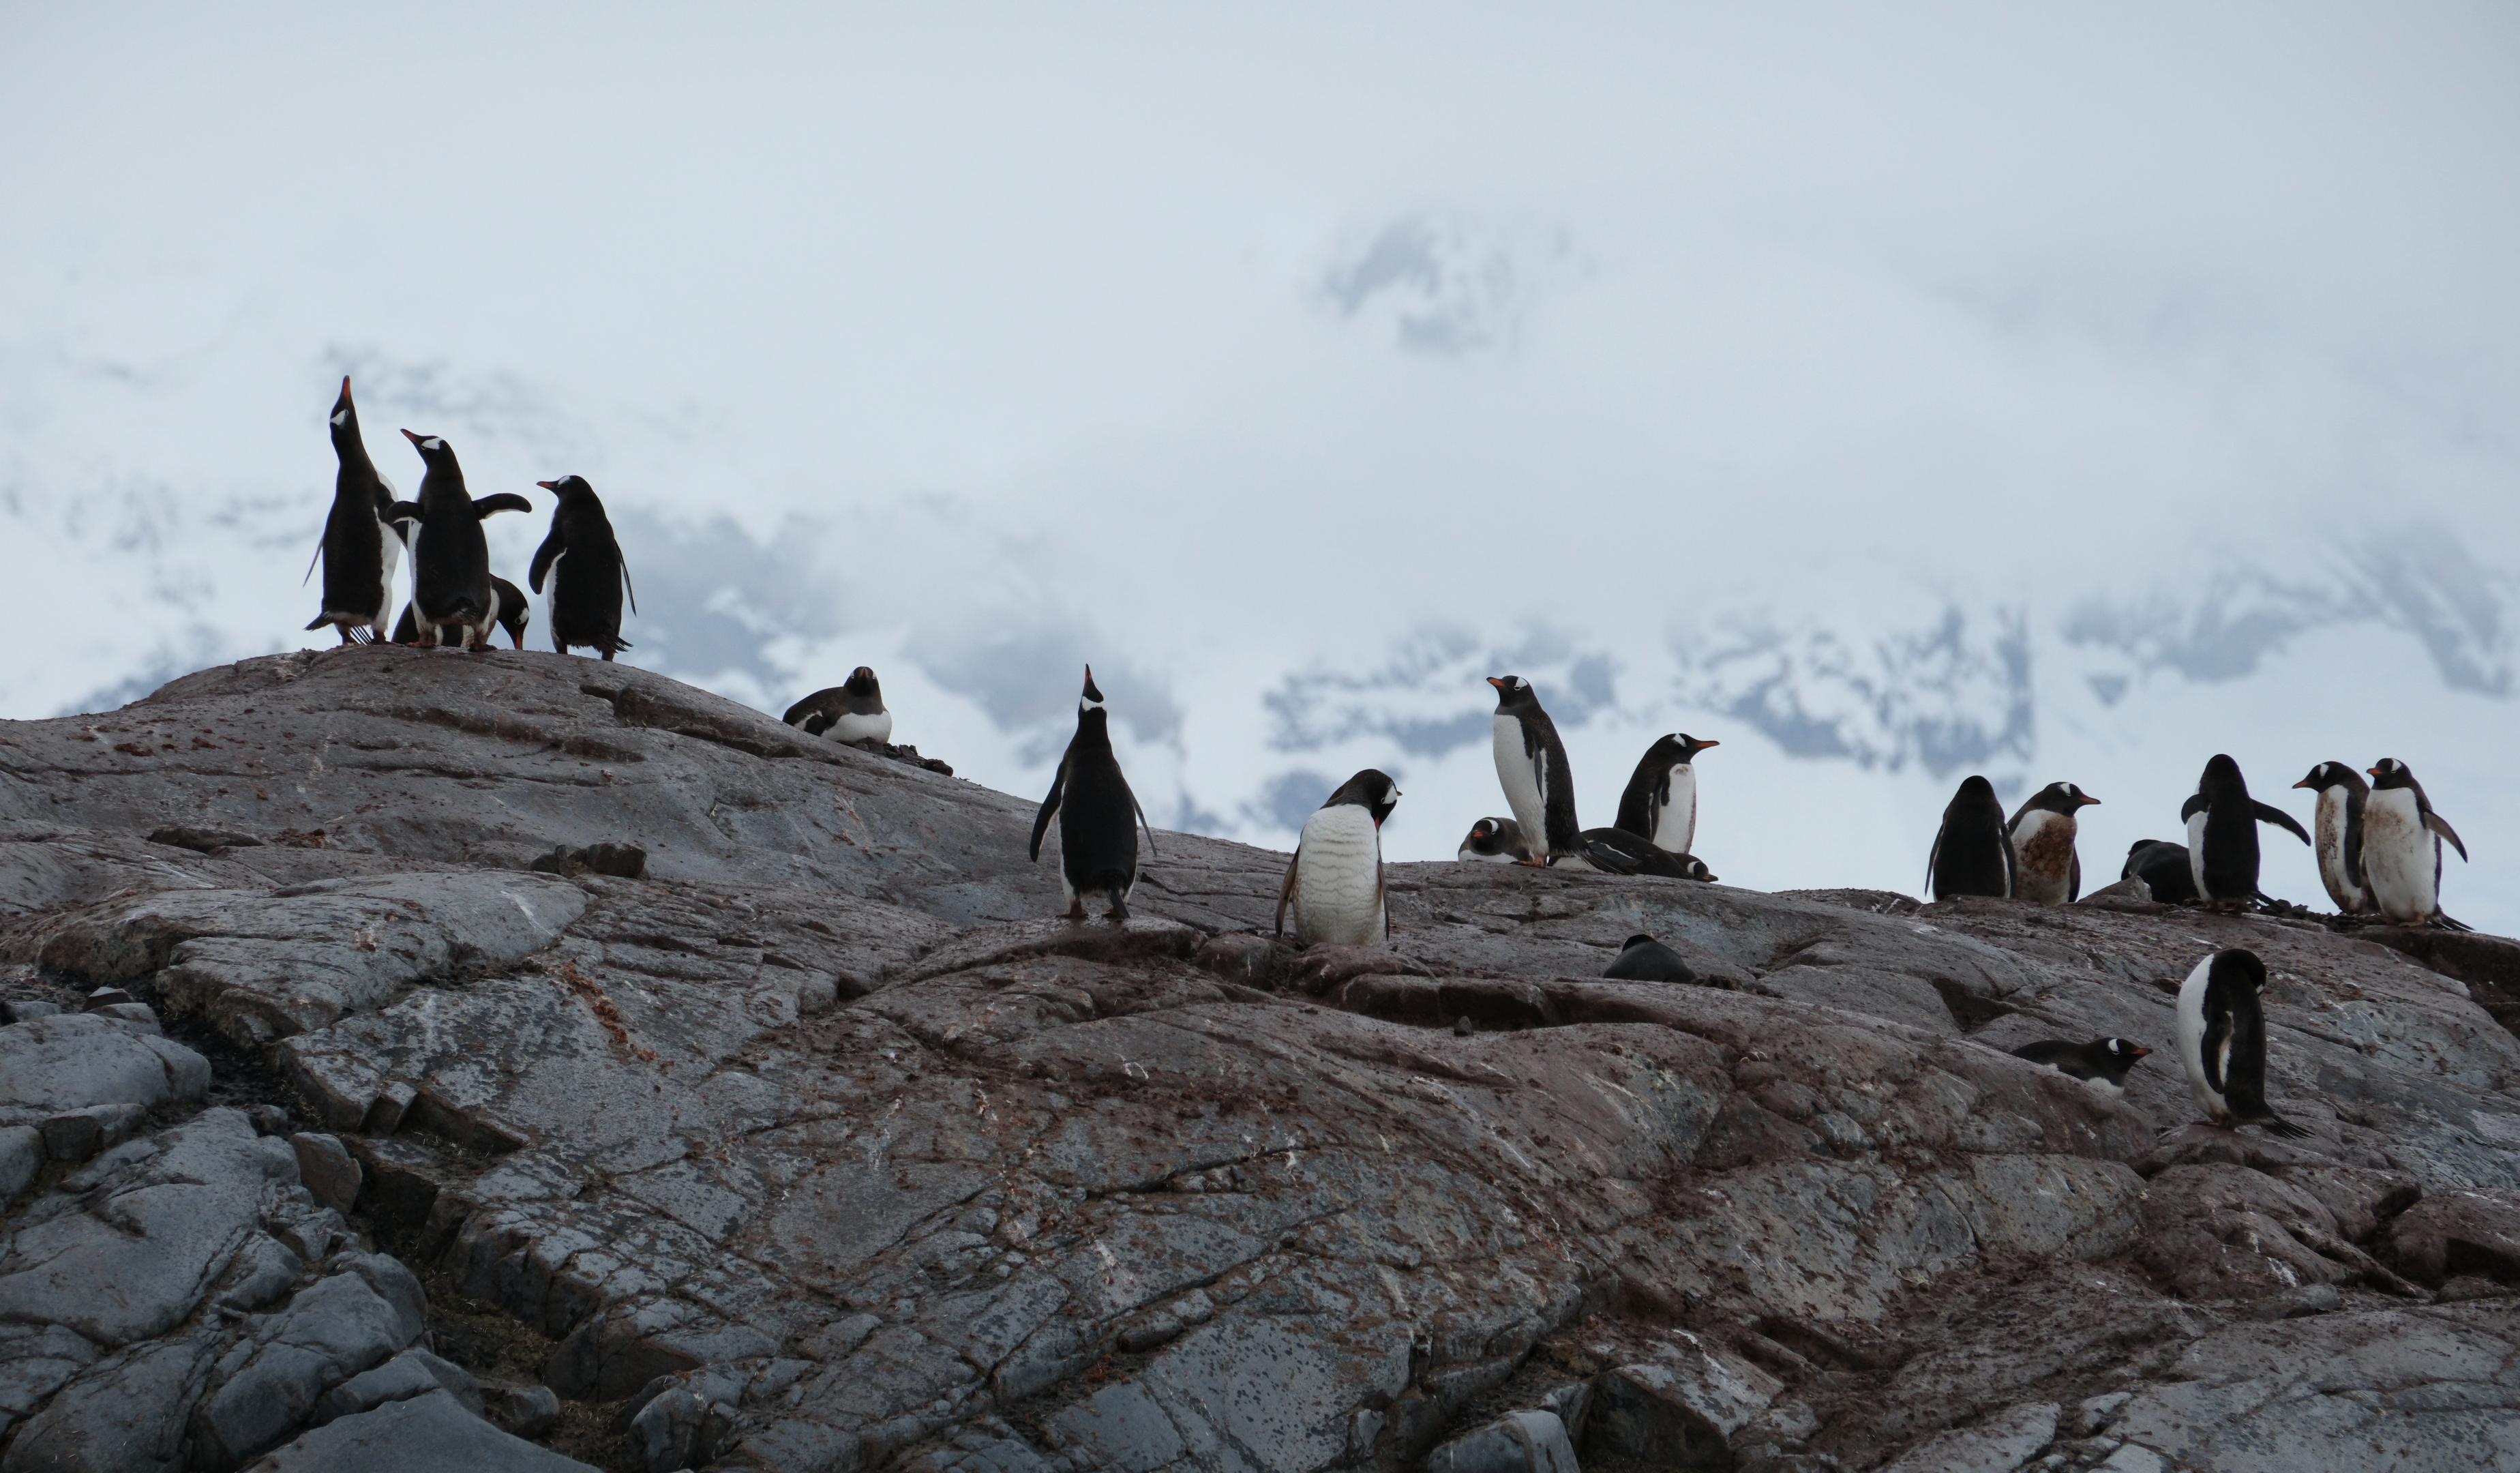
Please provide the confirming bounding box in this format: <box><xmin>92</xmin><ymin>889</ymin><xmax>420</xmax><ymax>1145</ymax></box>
<box><xmin>1064</xmin><ymin>899</ymin><xmax>1088</xmax><ymax>923</ymax></box>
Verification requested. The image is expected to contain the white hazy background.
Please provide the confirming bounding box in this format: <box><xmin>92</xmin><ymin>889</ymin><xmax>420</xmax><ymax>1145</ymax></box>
<box><xmin>4</xmin><ymin>5</ymin><xmax>2517</xmax><ymax>928</ymax></box>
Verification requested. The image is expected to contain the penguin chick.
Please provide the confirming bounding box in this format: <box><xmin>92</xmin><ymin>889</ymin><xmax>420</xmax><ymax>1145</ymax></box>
<box><xmin>2008</xmin><ymin>782</ymin><xmax>2099</xmax><ymax>904</ymax></box>
<box><xmin>389</xmin><ymin>431</ymin><xmax>531</xmax><ymax>651</ymax></box>
<box><xmin>2292</xmin><ymin>762</ymin><xmax>2372</xmax><ymax>915</ymax></box>
<box><xmin>1030</xmin><ymin>666</ymin><xmax>1158</xmax><ymax>922</ymax></box>
<box><xmin>2011</xmin><ymin>1036</ymin><xmax>2151</xmax><ymax>1097</ymax></box>
<box><xmin>1613</xmin><ymin>733</ymin><xmax>1720</xmax><ymax>855</ymax></box>
<box><xmin>1603</xmin><ymin>934</ymin><xmax>1696</xmax><ymax>984</ymax></box>
<box><xmin>303</xmin><ymin>376</ymin><xmax>406</xmax><ymax>646</ymax></box>
<box><xmin>783</xmin><ymin>668</ymin><xmax>892</xmax><ymax>745</ymax></box>
<box><xmin>2174</xmin><ymin>948</ymin><xmax>2310</xmax><ymax>1137</ymax></box>
<box><xmin>1559</xmin><ymin>827</ymin><xmax>1715</xmax><ymax>880</ymax></box>
<box><xmin>1275</xmin><ymin>769</ymin><xmax>1400</xmax><ymax>947</ymax></box>
<box><xmin>2181</xmin><ymin>754</ymin><xmax>2310</xmax><ymax>910</ymax></box>
<box><xmin>1457</xmin><ymin>817</ymin><xmax>1532</xmax><ymax>864</ymax></box>
<box><xmin>1928</xmin><ymin>775</ymin><xmax>2017</xmax><ymax>900</ymax></box>
<box><xmin>2122</xmin><ymin>839</ymin><xmax>2200</xmax><ymax>904</ymax></box>
<box><xmin>2362</xmin><ymin>758</ymin><xmax>2468</xmax><ymax>927</ymax></box>
<box><xmin>1488</xmin><ymin>676</ymin><xmax>1579</xmax><ymax>864</ymax></box>
<box><xmin>529</xmin><ymin>475</ymin><xmax>636</xmax><ymax>660</ymax></box>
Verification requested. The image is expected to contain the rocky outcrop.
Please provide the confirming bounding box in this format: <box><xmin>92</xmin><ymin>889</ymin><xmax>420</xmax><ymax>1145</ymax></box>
<box><xmin>1</xmin><ymin>644</ymin><xmax>2516</xmax><ymax>1472</ymax></box>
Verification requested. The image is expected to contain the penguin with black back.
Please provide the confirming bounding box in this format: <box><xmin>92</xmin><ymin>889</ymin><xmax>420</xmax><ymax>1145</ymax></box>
<box><xmin>303</xmin><ymin>377</ymin><xmax>408</xmax><ymax>645</ymax></box>
<box><xmin>528</xmin><ymin>475</ymin><xmax>635</xmax><ymax>660</ymax></box>
<box><xmin>1604</xmin><ymin>934</ymin><xmax>1696</xmax><ymax>983</ymax></box>
<box><xmin>2362</xmin><ymin>758</ymin><xmax>2469</xmax><ymax>927</ymax></box>
<box><xmin>1275</xmin><ymin>769</ymin><xmax>1400</xmax><ymax>947</ymax></box>
<box><xmin>2292</xmin><ymin>762</ymin><xmax>2373</xmax><ymax>915</ymax></box>
<box><xmin>1927</xmin><ymin>775</ymin><xmax>2017</xmax><ymax>900</ymax></box>
<box><xmin>389</xmin><ymin>431</ymin><xmax>531</xmax><ymax>651</ymax></box>
<box><xmin>2182</xmin><ymin>754</ymin><xmax>2310</xmax><ymax>909</ymax></box>
<box><xmin>1614</xmin><ymin>733</ymin><xmax>1720</xmax><ymax>855</ymax></box>
<box><xmin>1457</xmin><ymin>818</ymin><xmax>1532</xmax><ymax>864</ymax></box>
<box><xmin>1488</xmin><ymin>676</ymin><xmax>1579</xmax><ymax>864</ymax></box>
<box><xmin>2011</xmin><ymin>1037</ymin><xmax>2151</xmax><ymax>1096</ymax></box>
<box><xmin>783</xmin><ymin>668</ymin><xmax>892</xmax><ymax>745</ymax></box>
<box><xmin>2121</xmin><ymin>839</ymin><xmax>2200</xmax><ymax>903</ymax></box>
<box><xmin>1030</xmin><ymin>667</ymin><xmax>1158</xmax><ymax>921</ymax></box>
<box><xmin>1562</xmin><ymin>827</ymin><xmax>1716</xmax><ymax>881</ymax></box>
<box><xmin>2008</xmin><ymin>782</ymin><xmax>2099</xmax><ymax>904</ymax></box>
<box><xmin>391</xmin><ymin>576</ymin><xmax>530</xmax><ymax>649</ymax></box>
<box><xmin>2174</xmin><ymin>948</ymin><xmax>2310</xmax><ymax>1137</ymax></box>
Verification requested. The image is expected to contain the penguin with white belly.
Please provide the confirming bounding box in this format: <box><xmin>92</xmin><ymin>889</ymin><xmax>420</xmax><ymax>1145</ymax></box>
<box><xmin>1487</xmin><ymin>676</ymin><xmax>1579</xmax><ymax>864</ymax></box>
<box><xmin>1030</xmin><ymin>667</ymin><xmax>1158</xmax><ymax>922</ymax></box>
<box><xmin>2008</xmin><ymin>782</ymin><xmax>2100</xmax><ymax>904</ymax></box>
<box><xmin>2361</xmin><ymin>758</ymin><xmax>2468</xmax><ymax>927</ymax></box>
<box><xmin>2174</xmin><ymin>947</ymin><xmax>2310</xmax><ymax>1137</ymax></box>
<box><xmin>2292</xmin><ymin>762</ymin><xmax>2372</xmax><ymax>916</ymax></box>
<box><xmin>1276</xmin><ymin>769</ymin><xmax>1400</xmax><ymax>947</ymax></box>
<box><xmin>784</xmin><ymin>668</ymin><xmax>892</xmax><ymax>745</ymax></box>
<box><xmin>303</xmin><ymin>377</ymin><xmax>408</xmax><ymax>645</ymax></box>
<box><xmin>2181</xmin><ymin>754</ymin><xmax>2310</xmax><ymax>910</ymax></box>
<box><xmin>1614</xmin><ymin>733</ymin><xmax>1719</xmax><ymax>855</ymax></box>
<box><xmin>389</xmin><ymin>431</ymin><xmax>532</xmax><ymax>651</ymax></box>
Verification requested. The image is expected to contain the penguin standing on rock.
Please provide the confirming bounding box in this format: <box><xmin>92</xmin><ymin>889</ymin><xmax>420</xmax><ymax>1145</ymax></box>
<box><xmin>783</xmin><ymin>668</ymin><xmax>892</xmax><ymax>745</ymax></box>
<box><xmin>2008</xmin><ymin>782</ymin><xmax>2100</xmax><ymax>904</ymax></box>
<box><xmin>393</xmin><ymin>576</ymin><xmax>530</xmax><ymax>649</ymax></box>
<box><xmin>2010</xmin><ymin>1037</ymin><xmax>2150</xmax><ymax>1096</ymax></box>
<box><xmin>1488</xmin><ymin>676</ymin><xmax>1579</xmax><ymax>864</ymax></box>
<box><xmin>2362</xmin><ymin>758</ymin><xmax>2468</xmax><ymax>927</ymax></box>
<box><xmin>1457</xmin><ymin>818</ymin><xmax>1532</xmax><ymax>864</ymax></box>
<box><xmin>1614</xmin><ymin>733</ymin><xmax>1719</xmax><ymax>855</ymax></box>
<box><xmin>529</xmin><ymin>476</ymin><xmax>635</xmax><ymax>660</ymax></box>
<box><xmin>2174</xmin><ymin>948</ymin><xmax>2311</xmax><ymax>1137</ymax></box>
<box><xmin>303</xmin><ymin>377</ymin><xmax>408</xmax><ymax>645</ymax></box>
<box><xmin>2292</xmin><ymin>762</ymin><xmax>2373</xmax><ymax>915</ymax></box>
<box><xmin>389</xmin><ymin>431</ymin><xmax>531</xmax><ymax>651</ymax></box>
<box><xmin>1030</xmin><ymin>667</ymin><xmax>1158</xmax><ymax>922</ymax></box>
<box><xmin>2182</xmin><ymin>754</ymin><xmax>2310</xmax><ymax>909</ymax></box>
<box><xmin>1275</xmin><ymin>769</ymin><xmax>1400</xmax><ymax>947</ymax></box>
<box><xmin>1927</xmin><ymin>775</ymin><xmax>2017</xmax><ymax>899</ymax></box>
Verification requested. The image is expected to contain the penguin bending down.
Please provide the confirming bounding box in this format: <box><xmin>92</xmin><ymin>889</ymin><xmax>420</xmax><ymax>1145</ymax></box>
<box><xmin>2292</xmin><ymin>762</ymin><xmax>2372</xmax><ymax>915</ymax></box>
<box><xmin>1614</xmin><ymin>733</ymin><xmax>1719</xmax><ymax>854</ymax></box>
<box><xmin>1604</xmin><ymin>934</ymin><xmax>1695</xmax><ymax>983</ymax></box>
<box><xmin>2174</xmin><ymin>948</ymin><xmax>2310</xmax><ymax>1137</ymax></box>
<box><xmin>1559</xmin><ymin>827</ymin><xmax>1716</xmax><ymax>881</ymax></box>
<box><xmin>529</xmin><ymin>476</ymin><xmax>635</xmax><ymax>660</ymax></box>
<box><xmin>303</xmin><ymin>377</ymin><xmax>408</xmax><ymax>645</ymax></box>
<box><xmin>1275</xmin><ymin>769</ymin><xmax>1400</xmax><ymax>947</ymax></box>
<box><xmin>2182</xmin><ymin>755</ymin><xmax>2310</xmax><ymax>909</ymax></box>
<box><xmin>783</xmin><ymin>668</ymin><xmax>892</xmax><ymax>744</ymax></box>
<box><xmin>1488</xmin><ymin>676</ymin><xmax>1579</xmax><ymax>864</ymax></box>
<box><xmin>2122</xmin><ymin>840</ymin><xmax>2200</xmax><ymax>903</ymax></box>
<box><xmin>1927</xmin><ymin>775</ymin><xmax>2017</xmax><ymax>900</ymax></box>
<box><xmin>1030</xmin><ymin>667</ymin><xmax>1158</xmax><ymax>921</ymax></box>
<box><xmin>389</xmin><ymin>432</ymin><xmax>531</xmax><ymax>651</ymax></box>
<box><xmin>2362</xmin><ymin>758</ymin><xmax>2468</xmax><ymax>927</ymax></box>
<box><xmin>2010</xmin><ymin>1037</ymin><xmax>2150</xmax><ymax>1097</ymax></box>
<box><xmin>1457</xmin><ymin>818</ymin><xmax>1532</xmax><ymax>864</ymax></box>
<box><xmin>2007</xmin><ymin>782</ymin><xmax>2099</xmax><ymax>904</ymax></box>
<box><xmin>392</xmin><ymin>576</ymin><xmax>529</xmax><ymax>649</ymax></box>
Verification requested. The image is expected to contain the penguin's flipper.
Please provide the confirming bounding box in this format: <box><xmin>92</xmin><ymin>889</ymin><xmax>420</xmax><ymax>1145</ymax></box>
<box><xmin>528</xmin><ymin>525</ymin><xmax>565</xmax><ymax>594</ymax></box>
<box><xmin>1029</xmin><ymin>762</ymin><xmax>1066</xmax><ymax>863</ymax></box>
<box><xmin>1274</xmin><ymin>848</ymin><xmax>1300</xmax><ymax>936</ymax></box>
<box><xmin>2001</xmin><ymin>824</ymin><xmax>2021</xmax><ymax>898</ymax></box>
<box><xmin>2180</xmin><ymin>792</ymin><xmax>2208</xmax><ymax>822</ymax></box>
<box><xmin>2068</xmin><ymin>852</ymin><xmax>2082</xmax><ymax>904</ymax></box>
<box><xmin>2251</xmin><ymin>801</ymin><xmax>2312</xmax><ymax>846</ymax></box>
<box><xmin>302</xmin><ymin>533</ymin><xmax>323</xmax><ymax>587</ymax></box>
<box><xmin>2425</xmin><ymin>812</ymin><xmax>2469</xmax><ymax>862</ymax></box>
<box><xmin>387</xmin><ymin>501</ymin><xmax>423</xmax><ymax>522</ymax></box>
<box><xmin>621</xmin><ymin>560</ymin><xmax>637</xmax><ymax>616</ymax></box>
<box><xmin>2255</xmin><ymin>1113</ymin><xmax>2312</xmax><ymax>1140</ymax></box>
<box><xmin>472</xmin><ymin>493</ymin><xmax>534</xmax><ymax>518</ymax></box>
<box><xmin>1923</xmin><ymin>832</ymin><xmax>1940</xmax><ymax>897</ymax></box>
<box><xmin>305</xmin><ymin>612</ymin><xmax>329</xmax><ymax>630</ymax></box>
<box><xmin>2200</xmin><ymin>1000</ymin><xmax>2235</xmax><ymax>1097</ymax></box>
<box><xmin>1132</xmin><ymin>794</ymin><xmax>1160</xmax><ymax>859</ymax></box>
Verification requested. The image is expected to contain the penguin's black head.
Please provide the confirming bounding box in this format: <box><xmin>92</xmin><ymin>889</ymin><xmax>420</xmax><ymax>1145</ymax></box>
<box><xmin>2026</xmin><ymin>781</ymin><xmax>2100</xmax><ymax>814</ymax></box>
<box><xmin>2200</xmin><ymin>753</ymin><xmax>2246</xmax><ymax>794</ymax></box>
<box><xmin>329</xmin><ymin>376</ymin><xmax>357</xmax><ymax>438</ymax></box>
<box><xmin>1647</xmin><ymin>732</ymin><xmax>1720</xmax><ymax>764</ymax></box>
<box><xmin>2294</xmin><ymin>761</ymin><xmax>2365</xmax><ymax>794</ymax></box>
<box><xmin>1078</xmin><ymin>666</ymin><xmax>1106</xmax><ymax>715</ymax></box>
<box><xmin>2367</xmin><ymin>757</ymin><xmax>2416</xmax><ymax>791</ymax></box>
<box><xmin>2208</xmin><ymin>947</ymin><xmax>2268</xmax><ymax>994</ymax></box>
<box><xmin>1948</xmin><ymin>775</ymin><xmax>2002</xmax><ymax>815</ymax></box>
<box><xmin>843</xmin><ymin>666</ymin><xmax>882</xmax><ymax>700</ymax></box>
<box><xmin>2101</xmin><ymin>1037</ymin><xmax>2151</xmax><ymax>1067</ymax></box>
<box><xmin>1486</xmin><ymin>674</ymin><xmax>1536</xmax><ymax>712</ymax></box>
<box><xmin>1324</xmin><ymin>768</ymin><xmax>1402</xmax><ymax>827</ymax></box>
<box><xmin>535</xmin><ymin>475</ymin><xmax>595</xmax><ymax>500</ymax></box>
<box><xmin>1621</xmin><ymin>934</ymin><xmax>1657</xmax><ymax>951</ymax></box>
<box><xmin>1677</xmin><ymin>855</ymin><xmax>1717</xmax><ymax>882</ymax></box>
<box><xmin>399</xmin><ymin>428</ymin><xmax>456</xmax><ymax>467</ymax></box>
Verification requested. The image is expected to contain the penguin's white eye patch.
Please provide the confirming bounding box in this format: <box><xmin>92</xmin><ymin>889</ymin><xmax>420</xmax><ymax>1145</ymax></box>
<box><xmin>330</xmin><ymin>410</ymin><xmax>349</xmax><ymax>427</ymax></box>
<box><xmin>422</xmin><ymin>437</ymin><xmax>445</xmax><ymax>451</ymax></box>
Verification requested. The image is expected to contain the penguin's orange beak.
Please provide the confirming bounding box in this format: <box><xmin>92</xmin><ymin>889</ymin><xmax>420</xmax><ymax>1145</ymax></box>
<box><xmin>340</xmin><ymin>375</ymin><xmax>352</xmax><ymax>396</ymax></box>
<box><xmin>2129</xmin><ymin>1046</ymin><xmax>2151</xmax><ymax>1058</ymax></box>
<box><xmin>1698</xmin><ymin>739</ymin><xmax>1721</xmax><ymax>749</ymax></box>
<box><xmin>2079</xmin><ymin>793</ymin><xmax>2101</xmax><ymax>807</ymax></box>
<box><xmin>399</xmin><ymin>428</ymin><xmax>424</xmax><ymax>446</ymax></box>
<box><xmin>535</xmin><ymin>480</ymin><xmax>558</xmax><ymax>491</ymax></box>
<box><xmin>1486</xmin><ymin>676</ymin><xmax>1507</xmax><ymax>691</ymax></box>
<box><xmin>2292</xmin><ymin>779</ymin><xmax>2313</xmax><ymax>789</ymax></box>
<box><xmin>2367</xmin><ymin>766</ymin><xmax>2383</xmax><ymax>779</ymax></box>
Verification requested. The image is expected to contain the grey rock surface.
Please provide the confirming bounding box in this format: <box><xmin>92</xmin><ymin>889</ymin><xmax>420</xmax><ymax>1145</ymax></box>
<box><xmin>0</xmin><ymin>649</ymin><xmax>2510</xmax><ymax>1471</ymax></box>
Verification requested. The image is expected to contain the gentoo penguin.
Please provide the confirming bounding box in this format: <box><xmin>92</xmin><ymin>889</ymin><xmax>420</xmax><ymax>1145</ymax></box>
<box><xmin>1603</xmin><ymin>934</ymin><xmax>1695</xmax><ymax>983</ymax></box>
<box><xmin>2174</xmin><ymin>948</ymin><xmax>2309</xmax><ymax>1137</ymax></box>
<box><xmin>388</xmin><ymin>431</ymin><xmax>531</xmax><ymax>651</ymax></box>
<box><xmin>528</xmin><ymin>476</ymin><xmax>635</xmax><ymax>660</ymax></box>
<box><xmin>1488</xmin><ymin>676</ymin><xmax>1579</xmax><ymax>864</ymax></box>
<box><xmin>303</xmin><ymin>377</ymin><xmax>408</xmax><ymax>645</ymax></box>
<box><xmin>1614</xmin><ymin>733</ymin><xmax>1720</xmax><ymax>854</ymax></box>
<box><xmin>783</xmin><ymin>668</ymin><xmax>892</xmax><ymax>745</ymax></box>
<box><xmin>2362</xmin><ymin>758</ymin><xmax>2468</xmax><ymax>927</ymax></box>
<box><xmin>2121</xmin><ymin>839</ymin><xmax>2200</xmax><ymax>903</ymax></box>
<box><xmin>2010</xmin><ymin>1037</ymin><xmax>2151</xmax><ymax>1096</ymax></box>
<box><xmin>2292</xmin><ymin>762</ymin><xmax>2372</xmax><ymax>915</ymax></box>
<box><xmin>1561</xmin><ymin>827</ymin><xmax>1716</xmax><ymax>881</ymax></box>
<box><xmin>2181</xmin><ymin>754</ymin><xmax>2310</xmax><ymax>909</ymax></box>
<box><xmin>1030</xmin><ymin>667</ymin><xmax>1158</xmax><ymax>921</ymax></box>
<box><xmin>1927</xmin><ymin>775</ymin><xmax>2017</xmax><ymax>900</ymax></box>
<box><xmin>1457</xmin><ymin>818</ymin><xmax>1533</xmax><ymax>864</ymax></box>
<box><xmin>391</xmin><ymin>577</ymin><xmax>530</xmax><ymax>649</ymax></box>
<box><xmin>2007</xmin><ymin>782</ymin><xmax>2100</xmax><ymax>904</ymax></box>
<box><xmin>1275</xmin><ymin>769</ymin><xmax>1400</xmax><ymax>947</ymax></box>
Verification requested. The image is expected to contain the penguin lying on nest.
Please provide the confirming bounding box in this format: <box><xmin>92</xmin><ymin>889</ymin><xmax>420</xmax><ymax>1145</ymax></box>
<box><xmin>784</xmin><ymin>668</ymin><xmax>892</xmax><ymax>744</ymax></box>
<box><xmin>1457</xmin><ymin>818</ymin><xmax>1532</xmax><ymax>864</ymax></box>
<box><xmin>1558</xmin><ymin>827</ymin><xmax>1716</xmax><ymax>881</ymax></box>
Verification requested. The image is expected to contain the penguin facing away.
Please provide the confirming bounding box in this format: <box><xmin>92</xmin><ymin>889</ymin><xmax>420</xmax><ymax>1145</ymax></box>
<box><xmin>783</xmin><ymin>668</ymin><xmax>892</xmax><ymax>745</ymax></box>
<box><xmin>1603</xmin><ymin>934</ymin><xmax>1696</xmax><ymax>983</ymax></box>
<box><xmin>1030</xmin><ymin>667</ymin><xmax>1158</xmax><ymax>921</ymax></box>
<box><xmin>2122</xmin><ymin>839</ymin><xmax>2200</xmax><ymax>904</ymax></box>
<box><xmin>2362</xmin><ymin>758</ymin><xmax>2468</xmax><ymax>927</ymax></box>
<box><xmin>2292</xmin><ymin>762</ymin><xmax>2373</xmax><ymax>915</ymax></box>
<box><xmin>303</xmin><ymin>376</ymin><xmax>408</xmax><ymax>645</ymax></box>
<box><xmin>1928</xmin><ymin>775</ymin><xmax>2017</xmax><ymax>900</ymax></box>
<box><xmin>2174</xmin><ymin>948</ymin><xmax>2310</xmax><ymax>1137</ymax></box>
<box><xmin>391</xmin><ymin>576</ymin><xmax>530</xmax><ymax>649</ymax></box>
<box><xmin>2010</xmin><ymin>1037</ymin><xmax>2151</xmax><ymax>1097</ymax></box>
<box><xmin>1613</xmin><ymin>733</ymin><xmax>1720</xmax><ymax>855</ymax></box>
<box><xmin>1561</xmin><ymin>827</ymin><xmax>1716</xmax><ymax>881</ymax></box>
<box><xmin>1457</xmin><ymin>818</ymin><xmax>1532</xmax><ymax>864</ymax></box>
<box><xmin>1488</xmin><ymin>676</ymin><xmax>1580</xmax><ymax>864</ymax></box>
<box><xmin>529</xmin><ymin>475</ymin><xmax>635</xmax><ymax>660</ymax></box>
<box><xmin>389</xmin><ymin>431</ymin><xmax>532</xmax><ymax>651</ymax></box>
<box><xmin>2008</xmin><ymin>782</ymin><xmax>2099</xmax><ymax>904</ymax></box>
<box><xmin>2182</xmin><ymin>755</ymin><xmax>2310</xmax><ymax>908</ymax></box>
<box><xmin>1275</xmin><ymin>769</ymin><xmax>1400</xmax><ymax>947</ymax></box>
